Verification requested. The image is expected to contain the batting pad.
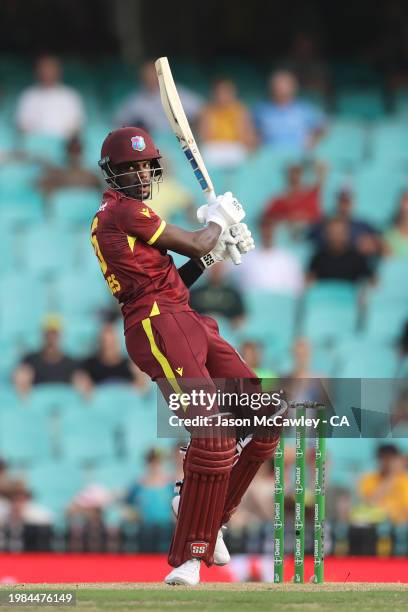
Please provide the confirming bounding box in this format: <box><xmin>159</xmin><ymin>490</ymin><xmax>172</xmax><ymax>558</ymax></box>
<box><xmin>221</xmin><ymin>433</ymin><xmax>280</xmax><ymax>525</ymax></box>
<box><xmin>168</xmin><ymin>435</ymin><xmax>236</xmax><ymax>567</ymax></box>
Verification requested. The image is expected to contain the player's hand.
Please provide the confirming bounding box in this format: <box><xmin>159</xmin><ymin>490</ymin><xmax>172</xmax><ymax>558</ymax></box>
<box><xmin>197</xmin><ymin>192</ymin><xmax>245</xmax><ymax>232</ymax></box>
<box><xmin>229</xmin><ymin>223</ymin><xmax>255</xmax><ymax>255</ymax></box>
<box><xmin>199</xmin><ymin>225</ymin><xmax>239</xmax><ymax>268</ymax></box>
<box><xmin>199</xmin><ymin>223</ymin><xmax>254</xmax><ymax>268</ymax></box>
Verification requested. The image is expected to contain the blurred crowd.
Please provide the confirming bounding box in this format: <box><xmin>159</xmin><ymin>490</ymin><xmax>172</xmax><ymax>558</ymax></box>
<box><xmin>1</xmin><ymin>50</ymin><xmax>408</xmax><ymax>551</ymax></box>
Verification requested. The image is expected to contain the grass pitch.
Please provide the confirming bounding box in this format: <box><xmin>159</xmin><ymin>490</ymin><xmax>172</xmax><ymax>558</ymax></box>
<box><xmin>0</xmin><ymin>583</ymin><xmax>407</xmax><ymax>611</ymax></box>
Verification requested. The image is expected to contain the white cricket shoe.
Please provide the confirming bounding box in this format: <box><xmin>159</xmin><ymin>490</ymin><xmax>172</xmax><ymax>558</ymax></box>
<box><xmin>164</xmin><ymin>558</ymin><xmax>201</xmax><ymax>586</ymax></box>
<box><xmin>171</xmin><ymin>495</ymin><xmax>230</xmax><ymax>566</ymax></box>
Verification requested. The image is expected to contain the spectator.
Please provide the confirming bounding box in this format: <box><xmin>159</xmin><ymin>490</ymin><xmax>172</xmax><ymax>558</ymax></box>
<box><xmin>234</xmin><ymin>217</ymin><xmax>304</xmax><ymax>295</ymax></box>
<box><xmin>189</xmin><ymin>262</ymin><xmax>246</xmax><ymax>327</ymax></box>
<box><xmin>253</xmin><ymin>70</ymin><xmax>326</xmax><ymax>149</ymax></box>
<box><xmin>239</xmin><ymin>341</ymin><xmax>277</xmax><ymax>379</ymax></box>
<box><xmin>282</xmin><ymin>338</ymin><xmax>326</xmax><ymax>402</ymax></box>
<box><xmin>262</xmin><ymin>161</ymin><xmax>325</xmax><ymax>227</ymax></box>
<box><xmin>75</xmin><ymin>321</ymin><xmax>147</xmax><ymax>393</ymax></box>
<box><xmin>0</xmin><ymin>459</ymin><xmax>12</xmax><ymax>498</ymax></box>
<box><xmin>16</xmin><ymin>55</ymin><xmax>84</xmax><ymax>138</ymax></box>
<box><xmin>384</xmin><ymin>192</ymin><xmax>408</xmax><ymax>257</ymax></box>
<box><xmin>38</xmin><ymin>136</ymin><xmax>101</xmax><ymax>195</ymax></box>
<box><xmin>124</xmin><ymin>449</ymin><xmax>173</xmax><ymax>527</ymax></box>
<box><xmin>0</xmin><ymin>480</ymin><xmax>53</xmax><ymax>528</ymax></box>
<box><xmin>199</xmin><ymin>77</ymin><xmax>257</xmax><ymax>168</ymax></box>
<box><xmin>358</xmin><ymin>444</ymin><xmax>408</xmax><ymax>524</ymax></box>
<box><xmin>308</xmin><ymin>218</ymin><xmax>374</xmax><ymax>284</ymax></box>
<box><xmin>14</xmin><ymin>315</ymin><xmax>80</xmax><ymax>392</ymax></box>
<box><xmin>309</xmin><ymin>189</ymin><xmax>382</xmax><ymax>257</ymax></box>
<box><xmin>115</xmin><ymin>60</ymin><xmax>202</xmax><ymax>133</ymax></box>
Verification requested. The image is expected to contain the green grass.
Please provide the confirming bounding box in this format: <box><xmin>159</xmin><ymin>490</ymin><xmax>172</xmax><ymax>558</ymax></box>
<box><xmin>0</xmin><ymin>583</ymin><xmax>407</xmax><ymax>612</ymax></box>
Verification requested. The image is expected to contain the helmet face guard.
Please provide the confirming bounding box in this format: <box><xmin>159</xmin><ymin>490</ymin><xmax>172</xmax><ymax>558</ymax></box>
<box><xmin>98</xmin><ymin>127</ymin><xmax>163</xmax><ymax>200</ymax></box>
<box><xmin>98</xmin><ymin>156</ymin><xmax>163</xmax><ymax>200</ymax></box>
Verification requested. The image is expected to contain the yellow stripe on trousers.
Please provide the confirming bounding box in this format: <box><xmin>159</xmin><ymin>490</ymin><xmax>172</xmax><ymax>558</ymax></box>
<box><xmin>141</xmin><ymin>317</ymin><xmax>187</xmax><ymax>409</ymax></box>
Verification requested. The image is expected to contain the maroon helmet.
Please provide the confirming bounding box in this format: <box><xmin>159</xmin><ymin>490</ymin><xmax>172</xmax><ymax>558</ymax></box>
<box><xmin>98</xmin><ymin>126</ymin><xmax>162</xmax><ymax>197</ymax></box>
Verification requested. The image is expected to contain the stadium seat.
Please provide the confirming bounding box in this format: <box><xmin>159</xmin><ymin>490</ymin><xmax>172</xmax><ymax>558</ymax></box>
<box><xmin>0</xmin><ymin>161</ymin><xmax>42</xmax><ymax>196</ymax></box>
<box><xmin>53</xmin><ymin>271</ymin><xmax>111</xmax><ymax>317</ymax></box>
<box><xmin>301</xmin><ymin>283</ymin><xmax>358</xmax><ymax>345</ymax></box>
<box><xmin>0</xmin><ymin>191</ymin><xmax>45</xmax><ymax>226</ymax></box>
<box><xmin>48</xmin><ymin>188</ymin><xmax>101</xmax><ymax>226</ymax></box>
<box><xmin>21</xmin><ymin>224</ymin><xmax>76</xmax><ymax>277</ymax></box>
<box><xmin>29</xmin><ymin>384</ymin><xmax>83</xmax><ymax>416</ymax></box>
<box><xmin>0</xmin><ymin>410</ymin><xmax>53</xmax><ymax>463</ymax></box>
<box><xmin>61</xmin><ymin>317</ymin><xmax>101</xmax><ymax>358</ymax></box>
<box><xmin>89</xmin><ymin>459</ymin><xmax>144</xmax><ymax>491</ymax></box>
<box><xmin>315</xmin><ymin>121</ymin><xmax>366</xmax><ymax>168</ymax></box>
<box><xmin>60</xmin><ymin>409</ymin><xmax>116</xmax><ymax>462</ymax></box>
<box><xmin>0</xmin><ymin>273</ymin><xmax>47</xmax><ymax>345</ymax></box>
<box><xmin>336</xmin><ymin>90</ymin><xmax>386</xmax><ymax>120</ymax></box>
<box><xmin>370</xmin><ymin>122</ymin><xmax>408</xmax><ymax>167</ymax></box>
<box><xmin>352</xmin><ymin>165</ymin><xmax>403</xmax><ymax>226</ymax></box>
<box><xmin>363</xmin><ymin>294</ymin><xmax>408</xmax><ymax>343</ymax></box>
<box><xmin>28</xmin><ymin>461</ymin><xmax>83</xmax><ymax>516</ymax></box>
<box><xmin>19</xmin><ymin>133</ymin><xmax>66</xmax><ymax>165</ymax></box>
<box><xmin>374</xmin><ymin>258</ymin><xmax>408</xmax><ymax>301</ymax></box>
<box><xmin>334</xmin><ymin>338</ymin><xmax>399</xmax><ymax>378</ymax></box>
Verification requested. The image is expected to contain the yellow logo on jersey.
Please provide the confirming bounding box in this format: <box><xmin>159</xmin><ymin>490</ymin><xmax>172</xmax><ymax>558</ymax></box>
<box><xmin>141</xmin><ymin>207</ymin><xmax>151</xmax><ymax>218</ymax></box>
<box><xmin>175</xmin><ymin>367</ymin><xmax>183</xmax><ymax>376</ymax></box>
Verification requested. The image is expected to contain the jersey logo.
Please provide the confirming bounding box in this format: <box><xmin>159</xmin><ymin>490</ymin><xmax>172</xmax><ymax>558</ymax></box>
<box><xmin>175</xmin><ymin>367</ymin><xmax>183</xmax><ymax>376</ymax></box>
<box><xmin>141</xmin><ymin>207</ymin><xmax>151</xmax><ymax>218</ymax></box>
<box><xmin>98</xmin><ymin>201</ymin><xmax>108</xmax><ymax>212</ymax></box>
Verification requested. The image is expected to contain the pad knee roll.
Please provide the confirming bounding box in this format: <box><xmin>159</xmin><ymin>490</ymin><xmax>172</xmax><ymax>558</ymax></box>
<box><xmin>168</xmin><ymin>436</ymin><xmax>236</xmax><ymax>568</ymax></box>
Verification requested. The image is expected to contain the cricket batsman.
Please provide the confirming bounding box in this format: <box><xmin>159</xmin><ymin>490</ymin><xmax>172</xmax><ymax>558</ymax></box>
<box><xmin>92</xmin><ymin>126</ymin><xmax>282</xmax><ymax>585</ymax></box>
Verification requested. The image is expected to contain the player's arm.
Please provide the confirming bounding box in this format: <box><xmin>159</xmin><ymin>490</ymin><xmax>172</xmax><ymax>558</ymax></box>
<box><xmin>155</xmin><ymin>221</ymin><xmax>221</xmax><ymax>259</ymax></box>
<box><xmin>177</xmin><ymin>258</ymin><xmax>205</xmax><ymax>288</ymax></box>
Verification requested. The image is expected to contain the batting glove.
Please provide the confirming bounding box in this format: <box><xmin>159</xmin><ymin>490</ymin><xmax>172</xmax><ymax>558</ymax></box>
<box><xmin>199</xmin><ymin>223</ymin><xmax>254</xmax><ymax>268</ymax></box>
<box><xmin>197</xmin><ymin>192</ymin><xmax>245</xmax><ymax>232</ymax></box>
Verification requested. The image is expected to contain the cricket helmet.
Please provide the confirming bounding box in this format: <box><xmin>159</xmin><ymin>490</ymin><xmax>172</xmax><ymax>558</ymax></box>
<box><xmin>98</xmin><ymin>126</ymin><xmax>162</xmax><ymax>196</ymax></box>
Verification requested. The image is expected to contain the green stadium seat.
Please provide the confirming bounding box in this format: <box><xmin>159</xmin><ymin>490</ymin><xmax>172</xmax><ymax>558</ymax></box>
<box><xmin>334</xmin><ymin>338</ymin><xmax>399</xmax><ymax>377</ymax></box>
<box><xmin>363</xmin><ymin>295</ymin><xmax>408</xmax><ymax>343</ymax></box>
<box><xmin>28</xmin><ymin>461</ymin><xmax>83</xmax><ymax>516</ymax></box>
<box><xmin>328</xmin><ymin>438</ymin><xmax>374</xmax><ymax>486</ymax></box>
<box><xmin>61</xmin><ymin>317</ymin><xmax>101</xmax><ymax>358</ymax></box>
<box><xmin>315</xmin><ymin>121</ymin><xmax>366</xmax><ymax>168</ymax></box>
<box><xmin>49</xmin><ymin>188</ymin><xmax>101</xmax><ymax>226</ymax></box>
<box><xmin>0</xmin><ymin>273</ymin><xmax>47</xmax><ymax>344</ymax></box>
<box><xmin>53</xmin><ymin>271</ymin><xmax>111</xmax><ymax>317</ymax></box>
<box><xmin>29</xmin><ymin>384</ymin><xmax>82</xmax><ymax>416</ymax></box>
<box><xmin>0</xmin><ymin>410</ymin><xmax>53</xmax><ymax>463</ymax></box>
<box><xmin>89</xmin><ymin>459</ymin><xmax>144</xmax><ymax>491</ymax></box>
<box><xmin>336</xmin><ymin>90</ymin><xmax>386</xmax><ymax>120</ymax></box>
<box><xmin>375</xmin><ymin>258</ymin><xmax>408</xmax><ymax>300</ymax></box>
<box><xmin>0</xmin><ymin>162</ymin><xmax>42</xmax><ymax>196</ymax></box>
<box><xmin>19</xmin><ymin>133</ymin><xmax>66</xmax><ymax>165</ymax></box>
<box><xmin>301</xmin><ymin>283</ymin><xmax>358</xmax><ymax>345</ymax></box>
<box><xmin>0</xmin><ymin>384</ymin><xmax>20</xmax><ymax>412</ymax></box>
<box><xmin>21</xmin><ymin>224</ymin><xmax>76</xmax><ymax>277</ymax></box>
<box><xmin>370</xmin><ymin>122</ymin><xmax>408</xmax><ymax>167</ymax></box>
<box><xmin>353</xmin><ymin>166</ymin><xmax>403</xmax><ymax>227</ymax></box>
<box><xmin>0</xmin><ymin>192</ymin><xmax>45</xmax><ymax>226</ymax></box>
<box><xmin>60</xmin><ymin>409</ymin><xmax>116</xmax><ymax>462</ymax></box>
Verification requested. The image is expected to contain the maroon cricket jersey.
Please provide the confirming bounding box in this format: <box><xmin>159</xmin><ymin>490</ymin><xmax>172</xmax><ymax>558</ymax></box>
<box><xmin>91</xmin><ymin>189</ymin><xmax>191</xmax><ymax>331</ymax></box>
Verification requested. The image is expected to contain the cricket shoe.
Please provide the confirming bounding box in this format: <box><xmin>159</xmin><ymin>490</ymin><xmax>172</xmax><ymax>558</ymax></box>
<box><xmin>171</xmin><ymin>495</ymin><xmax>230</xmax><ymax>566</ymax></box>
<box><xmin>165</xmin><ymin>558</ymin><xmax>201</xmax><ymax>586</ymax></box>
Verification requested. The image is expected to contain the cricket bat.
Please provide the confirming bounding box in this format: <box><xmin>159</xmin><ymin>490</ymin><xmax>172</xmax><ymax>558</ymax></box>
<box><xmin>155</xmin><ymin>56</ymin><xmax>217</xmax><ymax>202</ymax></box>
<box><xmin>155</xmin><ymin>56</ymin><xmax>243</xmax><ymax>263</ymax></box>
